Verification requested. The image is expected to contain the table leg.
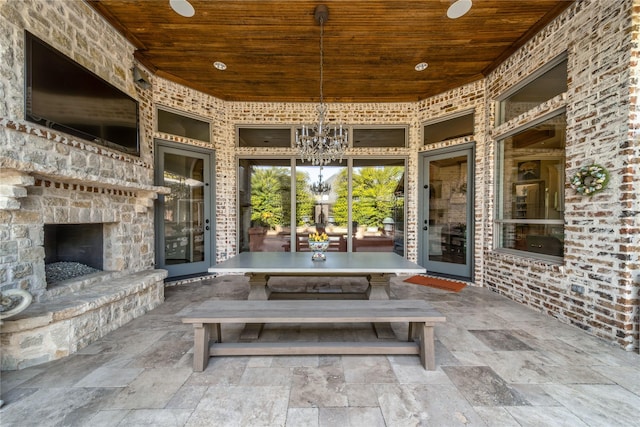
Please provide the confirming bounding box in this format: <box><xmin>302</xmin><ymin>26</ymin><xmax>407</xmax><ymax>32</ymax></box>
<box><xmin>367</xmin><ymin>273</ymin><xmax>395</xmax><ymax>338</ymax></box>
<box><xmin>246</xmin><ymin>273</ymin><xmax>271</xmax><ymax>300</ymax></box>
<box><xmin>242</xmin><ymin>273</ymin><xmax>270</xmax><ymax>340</ymax></box>
<box><xmin>192</xmin><ymin>322</ymin><xmax>210</xmax><ymax>372</ymax></box>
<box><xmin>366</xmin><ymin>273</ymin><xmax>391</xmax><ymax>300</ymax></box>
<box><xmin>209</xmin><ymin>323</ymin><xmax>221</xmax><ymax>343</ymax></box>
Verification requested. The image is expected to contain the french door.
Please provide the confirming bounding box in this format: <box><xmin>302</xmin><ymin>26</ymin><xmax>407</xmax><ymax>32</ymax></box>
<box><xmin>419</xmin><ymin>145</ymin><xmax>474</xmax><ymax>279</ymax></box>
<box><xmin>155</xmin><ymin>141</ymin><xmax>215</xmax><ymax>278</ymax></box>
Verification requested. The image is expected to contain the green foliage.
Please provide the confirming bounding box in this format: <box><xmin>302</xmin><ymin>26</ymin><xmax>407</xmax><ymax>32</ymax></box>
<box><xmin>250</xmin><ymin>167</ymin><xmax>316</xmax><ymax>228</ymax></box>
<box><xmin>250</xmin><ymin>167</ymin><xmax>288</xmax><ymax>228</ymax></box>
<box><xmin>295</xmin><ymin>171</ymin><xmax>315</xmax><ymax>225</ymax></box>
<box><xmin>250</xmin><ymin>166</ymin><xmax>403</xmax><ymax>230</ymax></box>
<box><xmin>331</xmin><ymin>170</ymin><xmax>350</xmax><ymax>226</ymax></box>
<box><xmin>331</xmin><ymin>166</ymin><xmax>404</xmax><ymax>227</ymax></box>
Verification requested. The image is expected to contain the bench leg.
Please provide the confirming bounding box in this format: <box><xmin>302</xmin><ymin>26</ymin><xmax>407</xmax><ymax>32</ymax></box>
<box><xmin>210</xmin><ymin>323</ymin><xmax>221</xmax><ymax>343</ymax></box>
<box><xmin>192</xmin><ymin>322</ymin><xmax>211</xmax><ymax>372</ymax></box>
<box><xmin>416</xmin><ymin>322</ymin><xmax>436</xmax><ymax>370</ymax></box>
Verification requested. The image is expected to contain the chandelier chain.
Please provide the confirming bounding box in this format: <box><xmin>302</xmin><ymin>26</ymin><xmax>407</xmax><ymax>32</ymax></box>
<box><xmin>295</xmin><ymin>4</ymin><xmax>348</xmax><ymax>166</ymax></box>
<box><xmin>319</xmin><ymin>13</ymin><xmax>324</xmax><ymax>107</ymax></box>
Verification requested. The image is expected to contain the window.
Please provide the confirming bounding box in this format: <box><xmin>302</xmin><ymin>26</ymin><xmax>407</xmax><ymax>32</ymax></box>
<box><xmin>352</xmin><ymin>127</ymin><xmax>407</xmax><ymax>148</ymax></box>
<box><xmin>238</xmin><ymin>157</ymin><xmax>406</xmax><ymax>255</ymax></box>
<box><xmin>157</xmin><ymin>107</ymin><xmax>211</xmax><ymax>142</ymax></box>
<box><xmin>352</xmin><ymin>159</ymin><xmax>405</xmax><ymax>255</ymax></box>
<box><xmin>295</xmin><ymin>161</ymin><xmax>348</xmax><ymax>253</ymax></box>
<box><xmin>423</xmin><ymin>112</ymin><xmax>474</xmax><ymax>146</ymax></box>
<box><xmin>238</xmin><ymin>159</ymin><xmax>292</xmax><ymax>252</ymax></box>
<box><xmin>237</xmin><ymin>127</ymin><xmax>292</xmax><ymax>147</ymax></box>
<box><xmin>497</xmin><ymin>56</ymin><xmax>567</xmax><ymax>125</ymax></box>
<box><xmin>496</xmin><ymin>112</ymin><xmax>566</xmax><ymax>258</ymax></box>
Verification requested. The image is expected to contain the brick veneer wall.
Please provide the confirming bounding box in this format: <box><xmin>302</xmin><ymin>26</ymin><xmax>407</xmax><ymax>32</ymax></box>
<box><xmin>484</xmin><ymin>0</ymin><xmax>639</xmax><ymax>351</ymax></box>
<box><xmin>0</xmin><ymin>0</ymin><xmax>637</xmax><ymax>352</ymax></box>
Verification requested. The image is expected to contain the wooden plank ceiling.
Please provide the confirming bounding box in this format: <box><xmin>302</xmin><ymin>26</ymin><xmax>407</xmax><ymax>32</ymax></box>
<box><xmin>88</xmin><ymin>0</ymin><xmax>573</xmax><ymax>103</ymax></box>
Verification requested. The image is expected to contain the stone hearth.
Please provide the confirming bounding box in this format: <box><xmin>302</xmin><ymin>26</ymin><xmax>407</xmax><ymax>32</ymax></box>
<box><xmin>1</xmin><ymin>269</ymin><xmax>166</xmax><ymax>370</ymax></box>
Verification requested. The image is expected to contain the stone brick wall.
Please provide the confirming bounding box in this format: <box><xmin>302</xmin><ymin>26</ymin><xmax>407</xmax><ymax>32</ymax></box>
<box><xmin>0</xmin><ymin>0</ymin><xmax>162</xmax><ymax>297</ymax></box>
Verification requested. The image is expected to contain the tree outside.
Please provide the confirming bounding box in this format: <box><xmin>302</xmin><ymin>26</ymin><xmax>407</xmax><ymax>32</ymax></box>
<box><xmin>250</xmin><ymin>167</ymin><xmax>288</xmax><ymax>228</ymax></box>
<box><xmin>331</xmin><ymin>166</ymin><xmax>404</xmax><ymax>228</ymax></box>
<box><xmin>250</xmin><ymin>165</ymin><xmax>403</xmax><ymax>230</ymax></box>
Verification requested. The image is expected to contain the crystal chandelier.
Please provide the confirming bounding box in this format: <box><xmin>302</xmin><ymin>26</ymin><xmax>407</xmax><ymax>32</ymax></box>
<box><xmin>296</xmin><ymin>5</ymin><xmax>348</xmax><ymax>166</ymax></box>
<box><xmin>310</xmin><ymin>166</ymin><xmax>331</xmax><ymax>194</ymax></box>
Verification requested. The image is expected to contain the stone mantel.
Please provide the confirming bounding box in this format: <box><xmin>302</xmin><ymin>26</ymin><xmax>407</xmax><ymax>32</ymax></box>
<box><xmin>0</xmin><ymin>119</ymin><xmax>170</xmax><ymax>205</ymax></box>
<box><xmin>0</xmin><ymin>165</ymin><xmax>170</xmax><ymax>213</ymax></box>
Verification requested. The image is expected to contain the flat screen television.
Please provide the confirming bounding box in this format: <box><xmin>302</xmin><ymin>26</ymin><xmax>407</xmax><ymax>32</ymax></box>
<box><xmin>25</xmin><ymin>31</ymin><xmax>140</xmax><ymax>156</ymax></box>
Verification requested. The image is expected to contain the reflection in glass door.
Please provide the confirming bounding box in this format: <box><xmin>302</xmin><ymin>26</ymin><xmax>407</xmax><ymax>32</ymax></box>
<box><xmin>155</xmin><ymin>142</ymin><xmax>214</xmax><ymax>278</ymax></box>
<box><xmin>420</xmin><ymin>146</ymin><xmax>473</xmax><ymax>279</ymax></box>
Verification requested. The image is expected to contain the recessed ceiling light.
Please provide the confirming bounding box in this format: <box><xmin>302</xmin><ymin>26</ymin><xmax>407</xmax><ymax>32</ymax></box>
<box><xmin>213</xmin><ymin>61</ymin><xmax>227</xmax><ymax>71</ymax></box>
<box><xmin>447</xmin><ymin>0</ymin><xmax>472</xmax><ymax>19</ymax></box>
<box><xmin>415</xmin><ymin>62</ymin><xmax>428</xmax><ymax>71</ymax></box>
<box><xmin>169</xmin><ymin>0</ymin><xmax>195</xmax><ymax>18</ymax></box>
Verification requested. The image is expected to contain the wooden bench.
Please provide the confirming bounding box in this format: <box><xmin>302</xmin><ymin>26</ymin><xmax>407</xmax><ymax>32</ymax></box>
<box><xmin>179</xmin><ymin>299</ymin><xmax>445</xmax><ymax>372</ymax></box>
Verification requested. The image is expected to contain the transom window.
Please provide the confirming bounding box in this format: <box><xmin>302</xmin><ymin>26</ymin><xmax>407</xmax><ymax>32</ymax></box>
<box><xmin>423</xmin><ymin>111</ymin><xmax>474</xmax><ymax>146</ymax></box>
<box><xmin>157</xmin><ymin>107</ymin><xmax>211</xmax><ymax>142</ymax></box>
<box><xmin>352</xmin><ymin>127</ymin><xmax>407</xmax><ymax>148</ymax></box>
<box><xmin>497</xmin><ymin>55</ymin><xmax>567</xmax><ymax>125</ymax></box>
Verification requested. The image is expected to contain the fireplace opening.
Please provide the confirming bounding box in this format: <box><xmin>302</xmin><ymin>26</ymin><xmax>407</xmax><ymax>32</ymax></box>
<box><xmin>44</xmin><ymin>224</ymin><xmax>104</xmax><ymax>285</ymax></box>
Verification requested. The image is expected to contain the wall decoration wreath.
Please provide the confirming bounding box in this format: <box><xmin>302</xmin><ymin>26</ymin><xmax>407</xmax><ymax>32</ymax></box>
<box><xmin>570</xmin><ymin>164</ymin><xmax>609</xmax><ymax>196</ymax></box>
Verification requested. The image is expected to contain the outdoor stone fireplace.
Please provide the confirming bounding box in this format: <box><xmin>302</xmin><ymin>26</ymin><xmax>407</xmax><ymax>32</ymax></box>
<box><xmin>0</xmin><ymin>121</ymin><xmax>170</xmax><ymax>370</ymax></box>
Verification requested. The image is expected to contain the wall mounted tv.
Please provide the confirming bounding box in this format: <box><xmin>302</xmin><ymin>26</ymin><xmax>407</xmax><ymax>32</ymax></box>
<box><xmin>25</xmin><ymin>31</ymin><xmax>140</xmax><ymax>156</ymax></box>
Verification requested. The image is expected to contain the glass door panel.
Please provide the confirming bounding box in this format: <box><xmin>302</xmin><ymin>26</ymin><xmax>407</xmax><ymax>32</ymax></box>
<box><xmin>421</xmin><ymin>147</ymin><xmax>473</xmax><ymax>278</ymax></box>
<box><xmin>156</xmin><ymin>143</ymin><xmax>213</xmax><ymax>278</ymax></box>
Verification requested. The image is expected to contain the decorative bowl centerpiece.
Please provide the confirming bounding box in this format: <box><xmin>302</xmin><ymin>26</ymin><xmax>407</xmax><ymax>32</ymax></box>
<box><xmin>308</xmin><ymin>232</ymin><xmax>329</xmax><ymax>261</ymax></box>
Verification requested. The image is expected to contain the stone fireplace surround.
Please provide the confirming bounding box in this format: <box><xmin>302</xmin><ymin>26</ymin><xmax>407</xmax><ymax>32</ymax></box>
<box><xmin>0</xmin><ymin>120</ymin><xmax>170</xmax><ymax>370</ymax></box>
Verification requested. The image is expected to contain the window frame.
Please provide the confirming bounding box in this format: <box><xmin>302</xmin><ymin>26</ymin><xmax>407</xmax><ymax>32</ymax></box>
<box><xmin>495</xmin><ymin>53</ymin><xmax>568</xmax><ymax>125</ymax></box>
<box><xmin>494</xmin><ymin>108</ymin><xmax>566</xmax><ymax>262</ymax></box>
<box><xmin>156</xmin><ymin>105</ymin><xmax>212</xmax><ymax>143</ymax></box>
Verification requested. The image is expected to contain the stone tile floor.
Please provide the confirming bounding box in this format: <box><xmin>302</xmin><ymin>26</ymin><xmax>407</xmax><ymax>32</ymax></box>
<box><xmin>1</xmin><ymin>275</ymin><xmax>639</xmax><ymax>426</ymax></box>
